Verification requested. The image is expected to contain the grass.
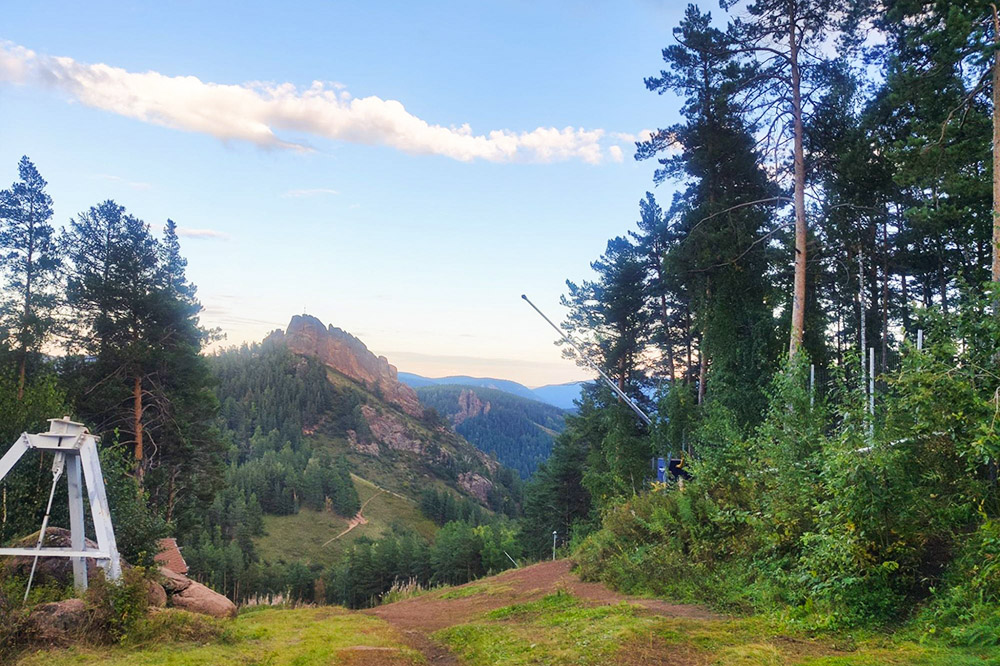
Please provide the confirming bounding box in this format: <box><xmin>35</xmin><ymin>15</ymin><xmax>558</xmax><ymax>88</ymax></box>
<box><xmin>435</xmin><ymin>591</ymin><xmax>1000</xmax><ymax>666</ymax></box>
<box><xmin>254</xmin><ymin>474</ymin><xmax>437</xmax><ymax>567</ymax></box>
<box><xmin>17</xmin><ymin>607</ymin><xmax>424</xmax><ymax>666</ymax></box>
<box><xmin>438</xmin><ymin>582</ymin><xmax>512</xmax><ymax>600</ymax></box>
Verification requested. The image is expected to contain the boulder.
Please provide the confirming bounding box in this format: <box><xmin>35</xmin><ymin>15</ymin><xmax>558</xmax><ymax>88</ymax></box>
<box><xmin>6</xmin><ymin>527</ymin><xmax>102</xmax><ymax>586</ymax></box>
<box><xmin>170</xmin><ymin>580</ymin><xmax>237</xmax><ymax>619</ymax></box>
<box><xmin>147</xmin><ymin>580</ymin><xmax>168</xmax><ymax>608</ymax></box>
<box><xmin>27</xmin><ymin>598</ymin><xmax>87</xmax><ymax>644</ymax></box>
<box><xmin>158</xmin><ymin>566</ymin><xmax>192</xmax><ymax>593</ymax></box>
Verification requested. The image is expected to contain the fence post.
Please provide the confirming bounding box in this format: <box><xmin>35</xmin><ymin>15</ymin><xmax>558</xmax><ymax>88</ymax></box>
<box><xmin>809</xmin><ymin>364</ymin><xmax>815</xmax><ymax>407</ymax></box>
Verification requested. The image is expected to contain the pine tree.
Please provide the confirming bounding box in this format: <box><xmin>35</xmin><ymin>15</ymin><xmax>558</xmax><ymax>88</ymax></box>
<box><xmin>720</xmin><ymin>0</ymin><xmax>856</xmax><ymax>356</ymax></box>
<box><xmin>637</xmin><ymin>5</ymin><xmax>779</xmax><ymax>425</ymax></box>
<box><xmin>0</xmin><ymin>156</ymin><xmax>61</xmax><ymax>399</ymax></box>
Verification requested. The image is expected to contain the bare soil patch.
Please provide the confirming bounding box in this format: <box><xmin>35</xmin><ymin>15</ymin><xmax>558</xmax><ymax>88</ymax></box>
<box><xmin>367</xmin><ymin>559</ymin><xmax>719</xmax><ymax>663</ymax></box>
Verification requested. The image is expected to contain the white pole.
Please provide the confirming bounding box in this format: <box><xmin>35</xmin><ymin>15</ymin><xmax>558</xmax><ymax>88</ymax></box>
<box><xmin>809</xmin><ymin>364</ymin><xmax>815</xmax><ymax>407</ymax></box>
<box><xmin>552</xmin><ymin>531</ymin><xmax>557</xmax><ymax>561</ymax></box>
<box><xmin>917</xmin><ymin>328</ymin><xmax>923</xmax><ymax>351</ymax></box>
<box><xmin>522</xmin><ymin>295</ymin><xmax>652</xmax><ymax>426</ymax></box>
<box><xmin>859</xmin><ymin>250</ymin><xmax>866</xmax><ymax>396</ymax></box>
<box><xmin>868</xmin><ymin>347</ymin><xmax>875</xmax><ymax>441</ymax></box>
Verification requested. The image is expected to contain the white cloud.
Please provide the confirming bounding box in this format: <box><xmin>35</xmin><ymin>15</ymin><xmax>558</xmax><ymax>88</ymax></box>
<box><xmin>176</xmin><ymin>227</ymin><xmax>230</xmax><ymax>240</ymax></box>
<box><xmin>1</xmin><ymin>41</ymin><xmax>618</xmax><ymax>165</ymax></box>
<box><xmin>282</xmin><ymin>187</ymin><xmax>340</xmax><ymax>197</ymax></box>
<box><xmin>608</xmin><ymin>145</ymin><xmax>623</xmax><ymax>163</ymax></box>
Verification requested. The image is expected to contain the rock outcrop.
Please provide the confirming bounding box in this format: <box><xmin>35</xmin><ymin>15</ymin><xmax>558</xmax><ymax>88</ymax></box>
<box><xmin>28</xmin><ymin>598</ymin><xmax>87</xmax><ymax>645</ymax></box>
<box><xmin>360</xmin><ymin>405</ymin><xmax>425</xmax><ymax>455</ymax></box>
<box><xmin>169</xmin><ymin>580</ymin><xmax>238</xmax><ymax>618</ymax></box>
<box><xmin>454</xmin><ymin>389</ymin><xmax>491</xmax><ymax>426</ymax></box>
<box><xmin>458</xmin><ymin>472</ymin><xmax>494</xmax><ymax>504</ymax></box>
<box><xmin>278</xmin><ymin>314</ymin><xmax>423</xmax><ymax>418</ymax></box>
<box><xmin>7</xmin><ymin>527</ymin><xmax>102</xmax><ymax>585</ymax></box>
<box><xmin>159</xmin><ymin>566</ymin><xmax>237</xmax><ymax>618</ymax></box>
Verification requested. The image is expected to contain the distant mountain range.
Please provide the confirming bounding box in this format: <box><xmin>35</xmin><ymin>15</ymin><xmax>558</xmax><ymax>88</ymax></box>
<box><xmin>398</xmin><ymin>373</ymin><xmax>585</xmax><ymax>411</ymax></box>
<box><xmin>415</xmin><ymin>385</ymin><xmax>567</xmax><ymax>478</ymax></box>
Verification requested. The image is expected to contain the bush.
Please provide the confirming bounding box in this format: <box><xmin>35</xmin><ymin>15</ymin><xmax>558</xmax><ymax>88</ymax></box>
<box><xmin>85</xmin><ymin>567</ymin><xmax>151</xmax><ymax>643</ymax></box>
<box><xmin>918</xmin><ymin>519</ymin><xmax>1000</xmax><ymax>646</ymax></box>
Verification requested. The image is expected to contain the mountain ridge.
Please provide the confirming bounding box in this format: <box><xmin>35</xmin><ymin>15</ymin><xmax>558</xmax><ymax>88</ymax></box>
<box><xmin>398</xmin><ymin>372</ymin><xmax>584</xmax><ymax>410</ymax></box>
<box><xmin>415</xmin><ymin>384</ymin><xmax>567</xmax><ymax>478</ymax></box>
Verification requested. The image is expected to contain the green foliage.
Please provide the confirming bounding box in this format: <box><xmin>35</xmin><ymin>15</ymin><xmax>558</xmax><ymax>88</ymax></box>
<box><xmin>0</xmin><ymin>367</ymin><xmax>67</xmax><ymax>545</ymax></box>
<box><xmin>0</xmin><ymin>156</ymin><xmax>61</xmax><ymax>388</ymax></box>
<box><xmin>85</xmin><ymin>567</ymin><xmax>153</xmax><ymax>644</ymax></box>
<box><xmin>420</xmin><ymin>487</ymin><xmax>488</xmax><ymax>526</ymax></box>
<box><xmin>123</xmin><ymin>608</ymin><xmax>233</xmax><ymax>649</ymax></box>
<box><xmin>575</xmin><ymin>288</ymin><xmax>1000</xmax><ymax>631</ymax></box>
<box><xmin>520</xmin><ymin>392</ymin><xmax>601</xmax><ymax>559</ymax></box>
<box><xmin>98</xmin><ymin>442</ymin><xmax>167</xmax><ymax>566</ymax></box>
<box><xmin>416</xmin><ymin>384</ymin><xmax>566</xmax><ymax>478</ymax></box>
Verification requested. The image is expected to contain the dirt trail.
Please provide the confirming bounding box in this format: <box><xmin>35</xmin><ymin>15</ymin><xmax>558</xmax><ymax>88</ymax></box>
<box><xmin>322</xmin><ymin>490</ymin><xmax>384</xmax><ymax>546</ymax></box>
<box><xmin>366</xmin><ymin>559</ymin><xmax>718</xmax><ymax>664</ymax></box>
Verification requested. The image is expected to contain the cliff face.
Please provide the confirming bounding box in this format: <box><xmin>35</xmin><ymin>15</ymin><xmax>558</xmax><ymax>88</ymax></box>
<box><xmin>454</xmin><ymin>389</ymin><xmax>491</xmax><ymax>426</ymax></box>
<box><xmin>279</xmin><ymin>314</ymin><xmax>423</xmax><ymax>418</ymax></box>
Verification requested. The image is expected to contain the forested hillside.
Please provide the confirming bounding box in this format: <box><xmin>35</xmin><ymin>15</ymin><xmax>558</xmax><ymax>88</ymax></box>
<box><xmin>186</xmin><ymin>321</ymin><xmax>525</xmax><ymax>603</ymax></box>
<box><xmin>416</xmin><ymin>385</ymin><xmax>566</xmax><ymax>478</ymax></box>
<box><xmin>5</xmin><ymin>0</ymin><xmax>1000</xmax><ymax>658</ymax></box>
<box><xmin>517</xmin><ymin>0</ymin><xmax>1000</xmax><ymax>644</ymax></box>
<box><xmin>0</xmin><ymin>158</ymin><xmax>526</xmax><ymax>632</ymax></box>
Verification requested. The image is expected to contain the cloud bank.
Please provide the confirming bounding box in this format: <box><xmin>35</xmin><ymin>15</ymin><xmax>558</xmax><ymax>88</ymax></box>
<box><xmin>0</xmin><ymin>41</ymin><xmax>625</xmax><ymax>164</ymax></box>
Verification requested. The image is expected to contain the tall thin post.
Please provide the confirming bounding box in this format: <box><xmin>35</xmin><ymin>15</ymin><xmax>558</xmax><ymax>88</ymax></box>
<box><xmin>522</xmin><ymin>295</ymin><xmax>652</xmax><ymax>426</ymax></box>
<box><xmin>859</xmin><ymin>250</ymin><xmax>866</xmax><ymax>397</ymax></box>
<box><xmin>66</xmin><ymin>455</ymin><xmax>87</xmax><ymax>591</ymax></box>
<box><xmin>917</xmin><ymin>328</ymin><xmax>924</xmax><ymax>351</ymax></box>
<box><xmin>868</xmin><ymin>347</ymin><xmax>875</xmax><ymax>440</ymax></box>
<box><xmin>552</xmin><ymin>531</ymin><xmax>557</xmax><ymax>561</ymax></box>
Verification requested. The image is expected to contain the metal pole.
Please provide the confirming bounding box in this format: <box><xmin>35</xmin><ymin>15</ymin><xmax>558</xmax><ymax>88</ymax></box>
<box><xmin>552</xmin><ymin>531</ymin><xmax>557</xmax><ymax>561</ymax></box>
<box><xmin>66</xmin><ymin>454</ymin><xmax>87</xmax><ymax>591</ymax></box>
<box><xmin>859</xmin><ymin>251</ymin><xmax>866</xmax><ymax>398</ymax></box>
<box><xmin>869</xmin><ymin>347</ymin><xmax>875</xmax><ymax>417</ymax></box>
<box><xmin>917</xmin><ymin>328</ymin><xmax>923</xmax><ymax>351</ymax></box>
<box><xmin>522</xmin><ymin>294</ymin><xmax>652</xmax><ymax>426</ymax></box>
<box><xmin>25</xmin><ymin>453</ymin><xmax>65</xmax><ymax>601</ymax></box>
<box><xmin>868</xmin><ymin>347</ymin><xmax>875</xmax><ymax>441</ymax></box>
<box><xmin>809</xmin><ymin>364</ymin><xmax>815</xmax><ymax>408</ymax></box>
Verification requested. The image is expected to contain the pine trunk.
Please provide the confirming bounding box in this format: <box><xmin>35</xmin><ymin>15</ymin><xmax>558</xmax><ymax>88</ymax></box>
<box><xmin>788</xmin><ymin>14</ymin><xmax>808</xmax><ymax>358</ymax></box>
<box><xmin>993</xmin><ymin>5</ymin><xmax>1000</xmax><ymax>283</ymax></box>
<box><xmin>133</xmin><ymin>374</ymin><xmax>144</xmax><ymax>488</ymax></box>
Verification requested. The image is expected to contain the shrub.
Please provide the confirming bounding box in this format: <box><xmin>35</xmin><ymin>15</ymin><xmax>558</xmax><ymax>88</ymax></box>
<box><xmin>85</xmin><ymin>566</ymin><xmax>151</xmax><ymax>643</ymax></box>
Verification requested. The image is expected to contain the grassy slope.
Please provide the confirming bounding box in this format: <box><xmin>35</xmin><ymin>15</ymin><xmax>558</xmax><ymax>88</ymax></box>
<box><xmin>22</xmin><ymin>566</ymin><xmax>1000</xmax><ymax>666</ymax></box>
<box><xmin>255</xmin><ymin>474</ymin><xmax>437</xmax><ymax>567</ymax></box>
<box><xmin>436</xmin><ymin>590</ymin><xmax>1000</xmax><ymax>666</ymax></box>
<box><xmin>18</xmin><ymin>607</ymin><xmax>423</xmax><ymax>666</ymax></box>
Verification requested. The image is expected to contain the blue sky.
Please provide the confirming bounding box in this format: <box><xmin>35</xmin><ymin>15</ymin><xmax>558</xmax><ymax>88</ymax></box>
<box><xmin>0</xmin><ymin>1</ymin><xmax>689</xmax><ymax>387</ymax></box>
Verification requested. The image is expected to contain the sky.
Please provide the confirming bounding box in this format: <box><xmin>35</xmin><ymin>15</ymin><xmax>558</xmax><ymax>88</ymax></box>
<box><xmin>0</xmin><ymin>1</ymin><xmax>690</xmax><ymax>387</ymax></box>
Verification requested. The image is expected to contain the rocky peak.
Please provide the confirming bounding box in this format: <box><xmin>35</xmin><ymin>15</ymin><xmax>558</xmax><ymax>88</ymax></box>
<box><xmin>279</xmin><ymin>314</ymin><xmax>423</xmax><ymax>418</ymax></box>
<box><xmin>454</xmin><ymin>389</ymin><xmax>491</xmax><ymax>426</ymax></box>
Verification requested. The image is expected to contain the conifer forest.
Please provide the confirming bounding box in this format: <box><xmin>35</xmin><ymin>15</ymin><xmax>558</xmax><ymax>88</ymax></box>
<box><xmin>2</xmin><ymin>1</ymin><xmax>1000</xmax><ymax>663</ymax></box>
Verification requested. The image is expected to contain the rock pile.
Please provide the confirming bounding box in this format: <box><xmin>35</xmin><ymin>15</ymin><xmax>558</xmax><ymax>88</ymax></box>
<box><xmin>6</xmin><ymin>527</ymin><xmax>236</xmax><ymax>642</ymax></box>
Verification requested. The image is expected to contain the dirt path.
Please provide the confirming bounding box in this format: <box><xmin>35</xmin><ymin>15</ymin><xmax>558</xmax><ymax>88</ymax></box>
<box><xmin>366</xmin><ymin>559</ymin><xmax>718</xmax><ymax>664</ymax></box>
<box><xmin>322</xmin><ymin>490</ymin><xmax>384</xmax><ymax>546</ymax></box>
